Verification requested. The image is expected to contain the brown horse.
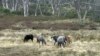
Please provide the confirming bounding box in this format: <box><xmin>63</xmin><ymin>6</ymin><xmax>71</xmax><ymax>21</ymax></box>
<box><xmin>65</xmin><ymin>35</ymin><xmax>73</xmax><ymax>44</ymax></box>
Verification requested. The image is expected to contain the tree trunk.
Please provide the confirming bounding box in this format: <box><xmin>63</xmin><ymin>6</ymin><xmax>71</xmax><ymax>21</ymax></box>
<box><xmin>2</xmin><ymin>0</ymin><xmax>6</xmax><ymax>8</ymax></box>
<box><xmin>23</xmin><ymin>0</ymin><xmax>29</xmax><ymax>17</ymax></box>
<box><xmin>11</xmin><ymin>0</ymin><xmax>15</xmax><ymax>11</ymax></box>
<box><xmin>14</xmin><ymin>0</ymin><xmax>18</xmax><ymax>11</ymax></box>
<box><xmin>57</xmin><ymin>0</ymin><xmax>61</xmax><ymax>16</ymax></box>
<box><xmin>50</xmin><ymin>0</ymin><xmax>55</xmax><ymax>15</ymax></box>
<box><xmin>83</xmin><ymin>10</ymin><xmax>88</xmax><ymax>21</ymax></box>
<box><xmin>35</xmin><ymin>0</ymin><xmax>43</xmax><ymax>16</ymax></box>
<box><xmin>5</xmin><ymin>0</ymin><xmax>9</xmax><ymax>9</ymax></box>
<box><xmin>76</xmin><ymin>9</ymin><xmax>82</xmax><ymax>20</ymax></box>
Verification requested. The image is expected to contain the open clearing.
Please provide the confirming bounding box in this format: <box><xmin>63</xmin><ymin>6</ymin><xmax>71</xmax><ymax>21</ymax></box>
<box><xmin>0</xmin><ymin>29</ymin><xmax>100</xmax><ymax>56</ymax></box>
<box><xmin>0</xmin><ymin>16</ymin><xmax>100</xmax><ymax>56</ymax></box>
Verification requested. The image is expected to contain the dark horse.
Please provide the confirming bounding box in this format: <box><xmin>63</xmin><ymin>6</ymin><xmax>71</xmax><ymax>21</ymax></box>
<box><xmin>23</xmin><ymin>34</ymin><xmax>34</xmax><ymax>42</ymax></box>
<box><xmin>51</xmin><ymin>35</ymin><xmax>59</xmax><ymax>45</ymax></box>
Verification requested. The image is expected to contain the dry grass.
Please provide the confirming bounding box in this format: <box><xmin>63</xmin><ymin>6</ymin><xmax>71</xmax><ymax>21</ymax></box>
<box><xmin>0</xmin><ymin>29</ymin><xmax>100</xmax><ymax>56</ymax></box>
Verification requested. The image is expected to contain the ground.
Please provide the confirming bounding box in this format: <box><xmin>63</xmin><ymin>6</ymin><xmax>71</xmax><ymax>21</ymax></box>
<box><xmin>0</xmin><ymin>16</ymin><xmax>100</xmax><ymax>56</ymax></box>
<box><xmin>0</xmin><ymin>16</ymin><xmax>99</xmax><ymax>30</ymax></box>
<box><xmin>0</xmin><ymin>29</ymin><xmax>100</xmax><ymax>56</ymax></box>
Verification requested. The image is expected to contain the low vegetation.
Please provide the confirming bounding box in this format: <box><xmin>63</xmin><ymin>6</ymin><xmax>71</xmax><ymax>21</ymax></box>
<box><xmin>0</xmin><ymin>0</ymin><xmax>100</xmax><ymax>56</ymax></box>
<box><xmin>0</xmin><ymin>16</ymin><xmax>99</xmax><ymax>56</ymax></box>
<box><xmin>0</xmin><ymin>16</ymin><xmax>99</xmax><ymax>30</ymax></box>
<box><xmin>0</xmin><ymin>29</ymin><xmax>100</xmax><ymax>56</ymax></box>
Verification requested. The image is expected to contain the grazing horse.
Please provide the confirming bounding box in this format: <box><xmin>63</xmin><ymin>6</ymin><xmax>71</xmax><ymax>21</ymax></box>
<box><xmin>51</xmin><ymin>35</ymin><xmax>72</xmax><ymax>47</ymax></box>
<box><xmin>24</xmin><ymin>34</ymin><xmax>34</xmax><ymax>42</ymax></box>
<box><xmin>57</xmin><ymin>36</ymin><xmax>67</xmax><ymax>47</ymax></box>
<box><xmin>36</xmin><ymin>34</ymin><xmax>46</xmax><ymax>45</ymax></box>
<box><xmin>51</xmin><ymin>35</ymin><xmax>67</xmax><ymax>45</ymax></box>
<box><xmin>51</xmin><ymin>35</ymin><xmax>59</xmax><ymax>45</ymax></box>
<box><xmin>66</xmin><ymin>35</ymin><xmax>72</xmax><ymax>44</ymax></box>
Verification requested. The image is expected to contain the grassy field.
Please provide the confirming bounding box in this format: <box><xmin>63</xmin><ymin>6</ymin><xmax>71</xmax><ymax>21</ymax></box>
<box><xmin>0</xmin><ymin>16</ymin><xmax>100</xmax><ymax>56</ymax></box>
<box><xmin>0</xmin><ymin>29</ymin><xmax>100</xmax><ymax>56</ymax></box>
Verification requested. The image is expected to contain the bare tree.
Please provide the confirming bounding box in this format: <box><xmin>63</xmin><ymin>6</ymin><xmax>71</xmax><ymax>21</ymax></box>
<box><xmin>11</xmin><ymin>0</ymin><xmax>18</xmax><ymax>11</ymax></box>
<box><xmin>35</xmin><ymin>0</ymin><xmax>43</xmax><ymax>16</ymax></box>
<box><xmin>0</xmin><ymin>0</ymin><xmax>95</xmax><ymax>17</ymax></box>
<box><xmin>73</xmin><ymin>0</ymin><xmax>92</xmax><ymax>22</ymax></box>
<box><xmin>5</xmin><ymin>0</ymin><xmax>9</xmax><ymax>9</ymax></box>
<box><xmin>2</xmin><ymin>0</ymin><xmax>6</xmax><ymax>8</ymax></box>
<box><xmin>2</xmin><ymin>0</ymin><xmax>9</xmax><ymax>9</ymax></box>
<box><xmin>22</xmin><ymin>0</ymin><xmax>29</xmax><ymax>17</ymax></box>
<box><xmin>49</xmin><ymin>0</ymin><xmax>55</xmax><ymax>15</ymax></box>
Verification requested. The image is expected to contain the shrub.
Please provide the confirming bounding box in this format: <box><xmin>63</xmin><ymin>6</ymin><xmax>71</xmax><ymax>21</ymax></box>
<box><xmin>0</xmin><ymin>7</ymin><xmax>10</xmax><ymax>14</ymax></box>
<box><xmin>11</xmin><ymin>11</ymin><xmax>23</xmax><ymax>15</ymax></box>
<box><xmin>65</xmin><ymin>9</ymin><xmax>77</xmax><ymax>18</ymax></box>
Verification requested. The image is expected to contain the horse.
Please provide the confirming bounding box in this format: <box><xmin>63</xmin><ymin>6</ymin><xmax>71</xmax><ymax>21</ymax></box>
<box><xmin>36</xmin><ymin>34</ymin><xmax>46</xmax><ymax>45</ymax></box>
<box><xmin>23</xmin><ymin>34</ymin><xmax>34</xmax><ymax>42</ymax></box>
<box><xmin>51</xmin><ymin>35</ymin><xmax>72</xmax><ymax>47</ymax></box>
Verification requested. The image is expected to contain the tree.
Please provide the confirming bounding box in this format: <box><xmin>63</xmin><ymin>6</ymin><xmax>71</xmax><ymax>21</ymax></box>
<box><xmin>11</xmin><ymin>0</ymin><xmax>18</xmax><ymax>11</ymax></box>
<box><xmin>35</xmin><ymin>0</ymin><xmax>43</xmax><ymax>16</ymax></box>
<box><xmin>73</xmin><ymin>0</ymin><xmax>93</xmax><ymax>22</ymax></box>
<box><xmin>22</xmin><ymin>0</ymin><xmax>29</xmax><ymax>17</ymax></box>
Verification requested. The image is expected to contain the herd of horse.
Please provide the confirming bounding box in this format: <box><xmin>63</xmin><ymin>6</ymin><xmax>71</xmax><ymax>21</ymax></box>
<box><xmin>23</xmin><ymin>33</ymin><xmax>72</xmax><ymax>47</ymax></box>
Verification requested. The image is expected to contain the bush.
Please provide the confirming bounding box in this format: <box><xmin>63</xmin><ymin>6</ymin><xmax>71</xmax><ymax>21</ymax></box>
<box><xmin>92</xmin><ymin>17</ymin><xmax>100</xmax><ymax>22</ymax></box>
<box><xmin>88</xmin><ymin>10</ymin><xmax>100</xmax><ymax>22</ymax></box>
<box><xmin>0</xmin><ymin>7</ymin><xmax>23</xmax><ymax>15</ymax></box>
<box><xmin>65</xmin><ymin>9</ymin><xmax>77</xmax><ymax>18</ymax></box>
<box><xmin>0</xmin><ymin>7</ymin><xmax>10</xmax><ymax>14</ymax></box>
<box><xmin>11</xmin><ymin>11</ymin><xmax>23</xmax><ymax>15</ymax></box>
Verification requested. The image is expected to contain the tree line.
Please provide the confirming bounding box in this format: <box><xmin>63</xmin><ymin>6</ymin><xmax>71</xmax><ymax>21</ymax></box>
<box><xmin>0</xmin><ymin>0</ymin><xmax>100</xmax><ymax>22</ymax></box>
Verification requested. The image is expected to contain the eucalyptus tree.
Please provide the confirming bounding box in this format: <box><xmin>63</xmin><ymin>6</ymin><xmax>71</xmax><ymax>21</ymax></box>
<box><xmin>2</xmin><ymin>0</ymin><xmax>9</xmax><ymax>9</ymax></box>
<box><xmin>2</xmin><ymin>0</ymin><xmax>6</xmax><ymax>8</ymax></box>
<box><xmin>11</xmin><ymin>0</ymin><xmax>18</xmax><ymax>11</ymax></box>
<box><xmin>72</xmin><ymin>0</ymin><xmax>93</xmax><ymax>22</ymax></box>
<box><xmin>22</xmin><ymin>0</ymin><xmax>29</xmax><ymax>17</ymax></box>
<box><xmin>5</xmin><ymin>0</ymin><xmax>9</xmax><ymax>9</ymax></box>
<box><xmin>0</xmin><ymin>0</ymin><xmax>1</xmax><ymax>6</ymax></box>
<box><xmin>35</xmin><ymin>0</ymin><xmax>43</xmax><ymax>16</ymax></box>
<box><xmin>49</xmin><ymin>0</ymin><xmax>62</xmax><ymax>16</ymax></box>
<box><xmin>49</xmin><ymin>0</ymin><xmax>55</xmax><ymax>15</ymax></box>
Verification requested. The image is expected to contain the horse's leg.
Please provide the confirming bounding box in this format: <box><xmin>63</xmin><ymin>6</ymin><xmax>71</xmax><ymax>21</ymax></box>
<box><xmin>24</xmin><ymin>39</ymin><xmax>26</xmax><ymax>42</ymax></box>
<box><xmin>54</xmin><ymin>42</ymin><xmax>56</xmax><ymax>45</ymax></box>
<box><xmin>57</xmin><ymin>42</ymin><xmax>59</xmax><ymax>47</ymax></box>
<box><xmin>42</xmin><ymin>40</ymin><xmax>46</xmax><ymax>45</ymax></box>
<box><xmin>43</xmin><ymin>40</ymin><xmax>46</xmax><ymax>45</ymax></box>
<box><xmin>60</xmin><ymin>43</ymin><xmax>62</xmax><ymax>47</ymax></box>
<box><xmin>62</xmin><ymin>42</ymin><xmax>65</xmax><ymax>47</ymax></box>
